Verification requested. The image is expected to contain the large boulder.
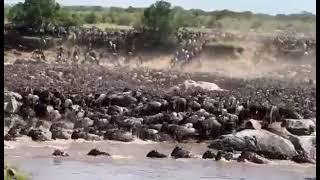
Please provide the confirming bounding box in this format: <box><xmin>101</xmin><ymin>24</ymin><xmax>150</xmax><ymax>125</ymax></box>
<box><xmin>244</xmin><ymin>119</ymin><xmax>262</xmax><ymax>130</ymax></box>
<box><xmin>182</xmin><ymin>80</ymin><xmax>225</xmax><ymax>91</ymax></box>
<box><xmin>208</xmin><ymin>129</ymin><xmax>297</xmax><ymax>159</ymax></box>
<box><xmin>293</xmin><ymin>135</ymin><xmax>316</xmax><ymax>161</ymax></box>
<box><xmin>285</xmin><ymin>119</ymin><xmax>316</xmax><ymax>136</ymax></box>
<box><xmin>267</xmin><ymin>122</ymin><xmax>316</xmax><ymax>161</ymax></box>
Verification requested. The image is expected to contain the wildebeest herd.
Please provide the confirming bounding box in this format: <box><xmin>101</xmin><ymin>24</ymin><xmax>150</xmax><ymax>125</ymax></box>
<box><xmin>4</xmin><ymin>23</ymin><xmax>316</xmax><ymax>165</ymax></box>
<box><xmin>4</xmin><ymin>58</ymin><xmax>316</xmax><ymax>164</ymax></box>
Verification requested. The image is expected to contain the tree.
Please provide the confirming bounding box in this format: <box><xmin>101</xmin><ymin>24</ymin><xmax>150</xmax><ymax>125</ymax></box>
<box><xmin>7</xmin><ymin>3</ymin><xmax>26</xmax><ymax>24</ymax></box>
<box><xmin>54</xmin><ymin>10</ymin><xmax>82</xmax><ymax>26</ymax></box>
<box><xmin>8</xmin><ymin>0</ymin><xmax>60</xmax><ymax>26</ymax></box>
<box><xmin>142</xmin><ymin>0</ymin><xmax>174</xmax><ymax>45</ymax></box>
<box><xmin>84</xmin><ymin>11</ymin><xmax>98</xmax><ymax>24</ymax></box>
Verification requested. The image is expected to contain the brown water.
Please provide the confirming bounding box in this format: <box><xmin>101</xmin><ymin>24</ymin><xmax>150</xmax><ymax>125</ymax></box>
<box><xmin>4</xmin><ymin>137</ymin><xmax>316</xmax><ymax>180</ymax></box>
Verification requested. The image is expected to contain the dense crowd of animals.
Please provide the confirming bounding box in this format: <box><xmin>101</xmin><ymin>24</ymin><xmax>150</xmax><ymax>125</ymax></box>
<box><xmin>4</xmin><ymin>62</ymin><xmax>316</xmax><ymax>164</ymax></box>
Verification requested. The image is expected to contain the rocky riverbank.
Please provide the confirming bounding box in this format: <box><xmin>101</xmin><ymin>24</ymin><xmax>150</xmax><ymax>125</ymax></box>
<box><xmin>4</xmin><ymin>62</ymin><xmax>316</xmax><ymax>164</ymax></box>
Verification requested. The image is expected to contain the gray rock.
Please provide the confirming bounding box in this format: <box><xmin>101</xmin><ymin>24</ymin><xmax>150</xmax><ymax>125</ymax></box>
<box><xmin>285</xmin><ymin>119</ymin><xmax>316</xmax><ymax>136</ymax></box>
<box><xmin>244</xmin><ymin>119</ymin><xmax>262</xmax><ymax>130</ymax></box>
<box><xmin>208</xmin><ymin>129</ymin><xmax>297</xmax><ymax>159</ymax></box>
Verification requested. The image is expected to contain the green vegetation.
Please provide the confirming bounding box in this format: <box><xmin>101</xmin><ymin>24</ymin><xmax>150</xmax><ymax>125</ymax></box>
<box><xmin>7</xmin><ymin>0</ymin><xmax>60</xmax><ymax>25</ymax></box>
<box><xmin>142</xmin><ymin>0</ymin><xmax>174</xmax><ymax>45</ymax></box>
<box><xmin>5</xmin><ymin>0</ymin><xmax>316</xmax><ymax>34</ymax></box>
<box><xmin>4</xmin><ymin>163</ymin><xmax>29</xmax><ymax>180</ymax></box>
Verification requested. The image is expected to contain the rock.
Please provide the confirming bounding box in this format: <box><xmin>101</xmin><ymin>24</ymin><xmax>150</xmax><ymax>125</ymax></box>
<box><xmin>87</xmin><ymin>148</ymin><xmax>110</xmax><ymax>156</ymax></box>
<box><xmin>146</xmin><ymin>150</ymin><xmax>167</xmax><ymax>158</ymax></box>
<box><xmin>285</xmin><ymin>119</ymin><xmax>316</xmax><ymax>136</ymax></box>
<box><xmin>208</xmin><ymin>129</ymin><xmax>297</xmax><ymax>159</ymax></box>
<box><xmin>171</xmin><ymin>146</ymin><xmax>191</xmax><ymax>159</ymax></box>
<box><xmin>202</xmin><ymin>150</ymin><xmax>216</xmax><ymax>159</ymax></box>
<box><xmin>52</xmin><ymin>149</ymin><xmax>69</xmax><ymax>157</ymax></box>
<box><xmin>292</xmin><ymin>135</ymin><xmax>316</xmax><ymax>160</ymax></box>
<box><xmin>244</xmin><ymin>119</ymin><xmax>262</xmax><ymax>130</ymax></box>
<box><xmin>183</xmin><ymin>80</ymin><xmax>225</xmax><ymax>91</ymax></box>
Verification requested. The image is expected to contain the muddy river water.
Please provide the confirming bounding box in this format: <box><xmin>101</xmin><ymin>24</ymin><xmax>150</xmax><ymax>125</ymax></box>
<box><xmin>4</xmin><ymin>137</ymin><xmax>316</xmax><ymax>180</ymax></box>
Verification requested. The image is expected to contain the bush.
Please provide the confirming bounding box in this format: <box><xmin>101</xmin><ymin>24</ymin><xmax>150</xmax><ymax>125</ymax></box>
<box><xmin>84</xmin><ymin>11</ymin><xmax>99</xmax><ymax>24</ymax></box>
<box><xmin>54</xmin><ymin>9</ymin><xmax>83</xmax><ymax>26</ymax></box>
<box><xmin>116</xmin><ymin>13</ymin><xmax>133</xmax><ymax>26</ymax></box>
<box><xmin>8</xmin><ymin>0</ymin><xmax>60</xmax><ymax>26</ymax></box>
<box><xmin>4</xmin><ymin>163</ymin><xmax>28</xmax><ymax>180</ymax></box>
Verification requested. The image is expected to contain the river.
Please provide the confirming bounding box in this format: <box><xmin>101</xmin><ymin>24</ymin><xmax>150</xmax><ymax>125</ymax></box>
<box><xmin>4</xmin><ymin>137</ymin><xmax>316</xmax><ymax>180</ymax></box>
